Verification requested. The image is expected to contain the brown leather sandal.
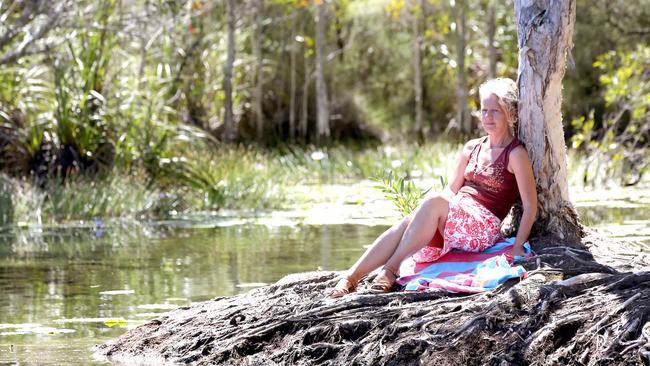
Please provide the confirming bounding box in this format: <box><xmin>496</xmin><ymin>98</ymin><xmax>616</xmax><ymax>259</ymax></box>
<box><xmin>369</xmin><ymin>265</ymin><xmax>399</xmax><ymax>293</ymax></box>
<box><xmin>329</xmin><ymin>277</ymin><xmax>358</xmax><ymax>298</ymax></box>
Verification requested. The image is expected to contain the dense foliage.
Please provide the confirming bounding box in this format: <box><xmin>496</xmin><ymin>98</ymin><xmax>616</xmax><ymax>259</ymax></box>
<box><xmin>0</xmin><ymin>0</ymin><xmax>648</xmax><ymax>222</ymax></box>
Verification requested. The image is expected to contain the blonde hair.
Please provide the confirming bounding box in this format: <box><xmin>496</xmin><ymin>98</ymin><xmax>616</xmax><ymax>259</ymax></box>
<box><xmin>479</xmin><ymin>78</ymin><xmax>518</xmax><ymax>130</ymax></box>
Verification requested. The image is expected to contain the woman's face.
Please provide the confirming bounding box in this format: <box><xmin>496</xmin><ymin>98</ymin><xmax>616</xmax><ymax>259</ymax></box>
<box><xmin>480</xmin><ymin>94</ymin><xmax>510</xmax><ymax>135</ymax></box>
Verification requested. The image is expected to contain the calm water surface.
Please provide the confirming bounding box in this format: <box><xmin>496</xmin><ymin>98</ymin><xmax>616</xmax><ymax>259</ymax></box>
<box><xmin>0</xmin><ymin>196</ymin><xmax>648</xmax><ymax>364</ymax></box>
<box><xmin>0</xmin><ymin>222</ymin><xmax>384</xmax><ymax>364</ymax></box>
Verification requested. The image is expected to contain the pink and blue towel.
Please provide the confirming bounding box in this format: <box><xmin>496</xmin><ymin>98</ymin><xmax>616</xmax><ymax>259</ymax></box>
<box><xmin>397</xmin><ymin>237</ymin><xmax>532</xmax><ymax>293</ymax></box>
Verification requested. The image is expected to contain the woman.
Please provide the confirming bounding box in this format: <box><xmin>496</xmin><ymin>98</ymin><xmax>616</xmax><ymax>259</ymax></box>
<box><xmin>330</xmin><ymin>78</ymin><xmax>537</xmax><ymax>297</ymax></box>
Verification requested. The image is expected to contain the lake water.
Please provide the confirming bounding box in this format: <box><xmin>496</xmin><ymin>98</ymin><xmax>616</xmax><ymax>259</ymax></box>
<box><xmin>0</xmin><ymin>186</ymin><xmax>648</xmax><ymax>364</ymax></box>
<box><xmin>0</xmin><ymin>221</ymin><xmax>386</xmax><ymax>364</ymax></box>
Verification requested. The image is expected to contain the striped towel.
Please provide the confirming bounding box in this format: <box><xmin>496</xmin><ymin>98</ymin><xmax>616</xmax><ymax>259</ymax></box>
<box><xmin>396</xmin><ymin>237</ymin><xmax>532</xmax><ymax>293</ymax></box>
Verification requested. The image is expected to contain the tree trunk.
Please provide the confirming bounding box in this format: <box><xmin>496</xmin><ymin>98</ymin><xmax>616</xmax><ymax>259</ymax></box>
<box><xmin>253</xmin><ymin>0</ymin><xmax>264</xmax><ymax>141</ymax></box>
<box><xmin>455</xmin><ymin>0</ymin><xmax>471</xmax><ymax>134</ymax></box>
<box><xmin>222</xmin><ymin>0</ymin><xmax>236</xmax><ymax>141</ymax></box>
<box><xmin>315</xmin><ymin>0</ymin><xmax>330</xmax><ymax>143</ymax></box>
<box><xmin>300</xmin><ymin>55</ymin><xmax>310</xmax><ymax>143</ymax></box>
<box><xmin>515</xmin><ymin>0</ymin><xmax>582</xmax><ymax>243</ymax></box>
<box><xmin>289</xmin><ymin>13</ymin><xmax>297</xmax><ymax>141</ymax></box>
<box><xmin>276</xmin><ymin>12</ymin><xmax>288</xmax><ymax>139</ymax></box>
<box><xmin>412</xmin><ymin>0</ymin><xmax>424</xmax><ymax>144</ymax></box>
<box><xmin>487</xmin><ymin>0</ymin><xmax>497</xmax><ymax>79</ymax></box>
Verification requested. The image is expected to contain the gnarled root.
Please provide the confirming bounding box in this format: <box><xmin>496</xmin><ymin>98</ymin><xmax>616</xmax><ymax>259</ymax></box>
<box><xmin>98</xmin><ymin>234</ymin><xmax>650</xmax><ymax>366</ymax></box>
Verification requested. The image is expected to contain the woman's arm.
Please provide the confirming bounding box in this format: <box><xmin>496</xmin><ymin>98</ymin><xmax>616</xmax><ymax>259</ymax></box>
<box><xmin>508</xmin><ymin>145</ymin><xmax>538</xmax><ymax>256</ymax></box>
<box><xmin>443</xmin><ymin>140</ymin><xmax>475</xmax><ymax>198</ymax></box>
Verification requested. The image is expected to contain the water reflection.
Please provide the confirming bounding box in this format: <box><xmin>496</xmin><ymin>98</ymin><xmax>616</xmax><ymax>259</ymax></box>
<box><xmin>0</xmin><ymin>223</ymin><xmax>384</xmax><ymax>364</ymax></box>
<box><xmin>577</xmin><ymin>205</ymin><xmax>650</xmax><ymax>250</ymax></box>
<box><xmin>572</xmin><ymin>185</ymin><xmax>650</xmax><ymax>249</ymax></box>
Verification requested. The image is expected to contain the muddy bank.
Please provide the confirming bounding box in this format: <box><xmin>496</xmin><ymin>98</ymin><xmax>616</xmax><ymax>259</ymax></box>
<box><xmin>97</xmin><ymin>229</ymin><xmax>650</xmax><ymax>365</ymax></box>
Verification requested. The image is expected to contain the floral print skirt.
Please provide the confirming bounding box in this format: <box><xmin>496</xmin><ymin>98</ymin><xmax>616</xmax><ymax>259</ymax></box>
<box><xmin>412</xmin><ymin>193</ymin><xmax>502</xmax><ymax>264</ymax></box>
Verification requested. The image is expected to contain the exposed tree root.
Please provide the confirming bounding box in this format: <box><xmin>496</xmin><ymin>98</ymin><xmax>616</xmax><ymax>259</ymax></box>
<box><xmin>97</xmin><ymin>230</ymin><xmax>650</xmax><ymax>365</ymax></box>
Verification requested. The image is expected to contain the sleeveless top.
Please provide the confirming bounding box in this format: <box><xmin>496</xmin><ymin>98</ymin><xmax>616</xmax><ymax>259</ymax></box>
<box><xmin>457</xmin><ymin>136</ymin><xmax>522</xmax><ymax>221</ymax></box>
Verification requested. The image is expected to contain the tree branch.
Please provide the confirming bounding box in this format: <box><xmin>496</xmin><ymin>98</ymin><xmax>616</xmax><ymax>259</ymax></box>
<box><xmin>0</xmin><ymin>0</ymin><xmax>70</xmax><ymax>65</ymax></box>
<box><xmin>0</xmin><ymin>1</ymin><xmax>41</xmax><ymax>53</ymax></box>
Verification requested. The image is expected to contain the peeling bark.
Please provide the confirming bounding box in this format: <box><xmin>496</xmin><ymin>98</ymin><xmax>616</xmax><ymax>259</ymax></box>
<box><xmin>514</xmin><ymin>0</ymin><xmax>582</xmax><ymax>243</ymax></box>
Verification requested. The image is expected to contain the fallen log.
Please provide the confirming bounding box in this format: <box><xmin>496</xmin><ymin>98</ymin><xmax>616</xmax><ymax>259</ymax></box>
<box><xmin>97</xmin><ymin>228</ymin><xmax>650</xmax><ymax>365</ymax></box>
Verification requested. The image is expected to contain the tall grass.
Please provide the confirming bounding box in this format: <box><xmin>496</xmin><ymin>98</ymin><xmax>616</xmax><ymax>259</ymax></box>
<box><xmin>2</xmin><ymin>173</ymin><xmax>152</xmax><ymax>224</ymax></box>
<box><xmin>0</xmin><ymin>141</ymin><xmax>465</xmax><ymax>225</ymax></box>
<box><xmin>0</xmin><ymin>175</ymin><xmax>16</xmax><ymax>225</ymax></box>
<box><xmin>41</xmin><ymin>174</ymin><xmax>158</xmax><ymax>222</ymax></box>
<box><xmin>4</xmin><ymin>139</ymin><xmax>637</xmax><ymax>226</ymax></box>
<box><xmin>276</xmin><ymin>140</ymin><xmax>461</xmax><ymax>184</ymax></box>
<box><xmin>163</xmin><ymin>145</ymin><xmax>289</xmax><ymax>211</ymax></box>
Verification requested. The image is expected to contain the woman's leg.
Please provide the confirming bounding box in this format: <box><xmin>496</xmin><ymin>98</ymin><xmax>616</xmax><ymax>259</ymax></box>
<box><xmin>342</xmin><ymin>215</ymin><xmax>412</xmax><ymax>282</ymax></box>
<box><xmin>332</xmin><ymin>195</ymin><xmax>449</xmax><ymax>296</ymax></box>
<box><xmin>383</xmin><ymin>195</ymin><xmax>449</xmax><ymax>273</ymax></box>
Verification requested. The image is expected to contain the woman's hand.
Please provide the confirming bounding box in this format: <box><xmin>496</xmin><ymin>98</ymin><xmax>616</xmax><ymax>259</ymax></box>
<box><xmin>508</xmin><ymin>245</ymin><xmax>527</xmax><ymax>257</ymax></box>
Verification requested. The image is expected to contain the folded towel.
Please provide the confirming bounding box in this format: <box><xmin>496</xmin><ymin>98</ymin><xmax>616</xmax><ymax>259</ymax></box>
<box><xmin>397</xmin><ymin>237</ymin><xmax>532</xmax><ymax>293</ymax></box>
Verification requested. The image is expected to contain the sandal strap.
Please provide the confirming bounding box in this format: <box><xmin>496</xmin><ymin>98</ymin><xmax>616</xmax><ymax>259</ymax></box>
<box><xmin>329</xmin><ymin>277</ymin><xmax>358</xmax><ymax>298</ymax></box>
<box><xmin>369</xmin><ymin>266</ymin><xmax>399</xmax><ymax>293</ymax></box>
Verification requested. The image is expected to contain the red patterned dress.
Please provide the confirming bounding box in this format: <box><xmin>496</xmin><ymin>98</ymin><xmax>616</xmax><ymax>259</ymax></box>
<box><xmin>413</xmin><ymin>137</ymin><xmax>523</xmax><ymax>263</ymax></box>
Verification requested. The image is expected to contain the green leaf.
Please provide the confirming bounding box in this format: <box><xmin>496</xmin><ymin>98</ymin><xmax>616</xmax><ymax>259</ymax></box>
<box><xmin>104</xmin><ymin>319</ymin><xmax>127</xmax><ymax>327</ymax></box>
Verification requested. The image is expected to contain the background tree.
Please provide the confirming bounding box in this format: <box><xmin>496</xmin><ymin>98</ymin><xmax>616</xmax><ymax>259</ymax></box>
<box><xmin>411</xmin><ymin>0</ymin><xmax>425</xmax><ymax>144</ymax></box>
<box><xmin>0</xmin><ymin>0</ymin><xmax>72</xmax><ymax>65</ymax></box>
<box><xmin>454</xmin><ymin>0</ymin><xmax>471</xmax><ymax>134</ymax></box>
<box><xmin>222</xmin><ymin>0</ymin><xmax>237</xmax><ymax>141</ymax></box>
<box><xmin>253</xmin><ymin>0</ymin><xmax>265</xmax><ymax>140</ymax></box>
<box><xmin>314</xmin><ymin>0</ymin><xmax>330</xmax><ymax>142</ymax></box>
<box><xmin>485</xmin><ymin>0</ymin><xmax>497</xmax><ymax>79</ymax></box>
<box><xmin>288</xmin><ymin>9</ymin><xmax>300</xmax><ymax>141</ymax></box>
